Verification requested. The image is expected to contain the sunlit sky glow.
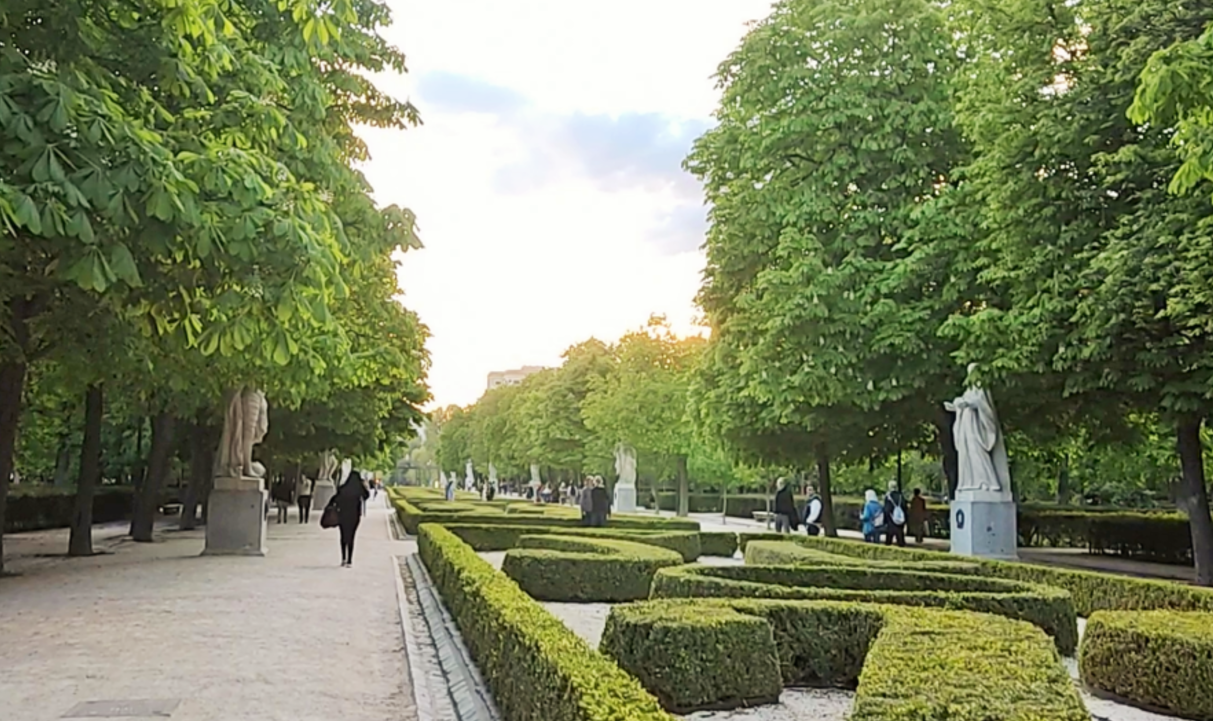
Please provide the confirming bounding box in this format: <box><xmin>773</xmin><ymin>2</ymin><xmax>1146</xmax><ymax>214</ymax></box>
<box><xmin>359</xmin><ymin>0</ymin><xmax>774</xmax><ymax>408</ymax></box>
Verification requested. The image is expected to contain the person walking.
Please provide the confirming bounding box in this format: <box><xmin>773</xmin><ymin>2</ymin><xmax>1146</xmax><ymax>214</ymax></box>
<box><xmin>329</xmin><ymin>470</ymin><xmax>370</xmax><ymax>567</ymax></box>
<box><xmin>860</xmin><ymin>489</ymin><xmax>882</xmax><ymax>543</ymax></box>
<box><xmin>772</xmin><ymin>478</ymin><xmax>799</xmax><ymax>533</ymax></box>
<box><xmin>909</xmin><ymin>488</ymin><xmax>929</xmax><ymax>544</ymax></box>
<box><xmin>272</xmin><ymin>478</ymin><xmax>292</xmax><ymax>524</ymax></box>
<box><xmin>590</xmin><ymin>476</ymin><xmax>611</xmax><ymax>527</ymax></box>
<box><xmin>802</xmin><ymin>484</ymin><xmax>823</xmax><ymax>536</ymax></box>
<box><xmin>296</xmin><ymin>473</ymin><xmax>314</xmax><ymax>524</ymax></box>
<box><xmin>579</xmin><ymin>477</ymin><xmax>594</xmax><ymax>525</ymax></box>
<box><xmin>883</xmin><ymin>480</ymin><xmax>907</xmax><ymax>547</ymax></box>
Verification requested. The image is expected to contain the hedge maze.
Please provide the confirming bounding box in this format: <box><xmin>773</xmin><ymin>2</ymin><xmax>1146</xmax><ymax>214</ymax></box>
<box><xmin>394</xmin><ymin>488</ymin><xmax>1213</xmax><ymax>721</ymax></box>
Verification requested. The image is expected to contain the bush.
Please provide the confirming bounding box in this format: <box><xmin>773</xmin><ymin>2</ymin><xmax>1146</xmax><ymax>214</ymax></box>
<box><xmin>600</xmin><ymin>597</ymin><xmax>1087</xmax><ymax>721</ymax></box>
<box><xmin>417</xmin><ymin>524</ymin><xmax>675</xmax><ymax>721</ymax></box>
<box><xmin>502</xmin><ymin>535</ymin><xmax>684</xmax><ymax>602</ymax></box>
<box><xmin>794</xmin><ymin>534</ymin><xmax>1213</xmax><ymax>616</ymax></box>
<box><xmin>650</xmin><ymin>563</ymin><xmax>1078</xmax><ymax>654</ymax></box>
<box><xmin>392</xmin><ymin>490</ymin><xmax>699</xmax><ymax>535</ymax></box>
<box><xmin>1079</xmin><ymin>610</ymin><xmax>1213</xmax><ymax>720</ymax></box>
<box><xmin>699</xmin><ymin>531</ymin><xmax>739</xmax><ymax>557</ymax></box>
<box><xmin>4</xmin><ymin>485</ymin><xmax>177</xmax><ymax>533</ymax></box>
<box><xmin>743</xmin><ymin>540</ymin><xmax>980</xmax><ymax>574</ymax></box>
<box><xmin>440</xmin><ymin>523</ymin><xmax>701</xmax><ymax>561</ymax></box>
<box><xmin>599</xmin><ymin>601</ymin><xmax>782</xmax><ymax>712</ymax></box>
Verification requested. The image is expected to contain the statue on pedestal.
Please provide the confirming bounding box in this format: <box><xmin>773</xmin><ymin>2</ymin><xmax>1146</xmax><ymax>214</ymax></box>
<box><xmin>465</xmin><ymin>459</ymin><xmax>475</xmax><ymax>490</ymax></box>
<box><xmin>944</xmin><ymin>364</ymin><xmax>1011</xmax><ymax>495</ymax></box>
<box><xmin>317</xmin><ymin>451</ymin><xmax>338</xmax><ymax>485</ymax></box>
<box><xmin>613</xmin><ymin>443</ymin><xmax>637</xmax><ymax>487</ymax></box>
<box><xmin>214</xmin><ymin>387</ymin><xmax>269</xmax><ymax>480</ymax></box>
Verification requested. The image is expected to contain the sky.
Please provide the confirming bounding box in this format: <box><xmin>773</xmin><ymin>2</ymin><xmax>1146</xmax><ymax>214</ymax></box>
<box><xmin>358</xmin><ymin>0</ymin><xmax>775</xmax><ymax>409</ymax></box>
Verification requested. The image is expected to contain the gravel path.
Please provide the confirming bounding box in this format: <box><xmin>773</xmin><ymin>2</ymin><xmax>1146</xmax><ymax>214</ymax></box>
<box><xmin>0</xmin><ymin>498</ymin><xmax>417</xmax><ymax>721</ymax></box>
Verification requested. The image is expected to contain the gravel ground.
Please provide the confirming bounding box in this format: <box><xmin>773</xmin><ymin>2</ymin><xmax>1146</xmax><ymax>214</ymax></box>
<box><xmin>479</xmin><ymin>552</ymin><xmax>1185</xmax><ymax>721</ymax></box>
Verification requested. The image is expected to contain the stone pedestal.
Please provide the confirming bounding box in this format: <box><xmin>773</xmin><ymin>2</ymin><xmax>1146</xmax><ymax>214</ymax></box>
<box><xmin>311</xmin><ymin>481</ymin><xmax>336</xmax><ymax>511</ymax></box>
<box><xmin>950</xmin><ymin>493</ymin><xmax>1017</xmax><ymax>561</ymax></box>
<box><xmin>614</xmin><ymin>484</ymin><xmax>637</xmax><ymax>513</ymax></box>
<box><xmin>203</xmin><ymin>477</ymin><xmax>267</xmax><ymax>556</ymax></box>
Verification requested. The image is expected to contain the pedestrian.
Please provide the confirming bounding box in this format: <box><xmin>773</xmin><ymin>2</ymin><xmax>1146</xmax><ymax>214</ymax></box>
<box><xmin>272</xmin><ymin>478</ymin><xmax>292</xmax><ymax>524</ymax></box>
<box><xmin>909</xmin><ymin>487</ymin><xmax>929</xmax><ymax>544</ymax></box>
<box><xmin>772</xmin><ymin>478</ymin><xmax>798</xmax><ymax>533</ymax></box>
<box><xmin>883</xmin><ymin>480</ymin><xmax>907</xmax><ymax>547</ymax></box>
<box><xmin>590</xmin><ymin>476</ymin><xmax>611</xmax><ymax>527</ymax></box>
<box><xmin>296</xmin><ymin>473</ymin><xmax>314</xmax><ymax>524</ymax></box>
<box><xmin>802</xmin><ymin>484</ymin><xmax>823</xmax><ymax>536</ymax></box>
<box><xmin>579</xmin><ymin>477</ymin><xmax>595</xmax><ymax>525</ymax></box>
<box><xmin>329</xmin><ymin>470</ymin><xmax>370</xmax><ymax>567</ymax></box>
<box><xmin>860</xmin><ymin>489</ymin><xmax>882</xmax><ymax>543</ymax></box>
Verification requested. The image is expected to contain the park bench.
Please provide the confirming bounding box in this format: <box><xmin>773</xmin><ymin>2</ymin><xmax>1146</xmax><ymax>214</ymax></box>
<box><xmin>752</xmin><ymin>511</ymin><xmax>774</xmax><ymax>522</ymax></box>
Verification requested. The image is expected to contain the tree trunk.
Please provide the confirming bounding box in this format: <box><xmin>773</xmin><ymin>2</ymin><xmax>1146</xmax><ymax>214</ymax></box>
<box><xmin>131</xmin><ymin>411</ymin><xmax>176</xmax><ymax>542</ymax></box>
<box><xmin>1176</xmin><ymin>418</ymin><xmax>1213</xmax><ymax>587</ymax></box>
<box><xmin>815</xmin><ymin>443</ymin><xmax>837</xmax><ymax>537</ymax></box>
<box><xmin>179</xmin><ymin>419</ymin><xmax>208</xmax><ymax>530</ymax></box>
<box><xmin>53</xmin><ymin>439</ymin><xmax>73</xmax><ymax>487</ymax></box>
<box><xmin>69</xmin><ymin>385</ymin><xmax>104</xmax><ymax>556</ymax></box>
<box><xmin>896</xmin><ymin>449</ymin><xmax>903</xmax><ymax>490</ymax></box>
<box><xmin>675</xmin><ymin>455</ymin><xmax>689</xmax><ymax>517</ymax></box>
<box><xmin>1056</xmin><ymin>453</ymin><xmax>1070</xmax><ymax>505</ymax></box>
<box><xmin>721</xmin><ymin>482</ymin><xmax>728</xmax><ymax>525</ymax></box>
<box><xmin>131</xmin><ymin>418</ymin><xmax>146</xmax><ymax>489</ymax></box>
<box><xmin>0</xmin><ymin>361</ymin><xmax>29</xmax><ymax>575</ymax></box>
<box><xmin>935</xmin><ymin>408</ymin><xmax>959</xmax><ymax>499</ymax></box>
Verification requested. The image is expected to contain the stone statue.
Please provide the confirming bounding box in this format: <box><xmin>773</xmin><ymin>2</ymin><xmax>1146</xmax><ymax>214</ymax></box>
<box><xmin>465</xmin><ymin>460</ymin><xmax>475</xmax><ymax>490</ymax></box>
<box><xmin>944</xmin><ymin>364</ymin><xmax>1011</xmax><ymax>494</ymax></box>
<box><xmin>317</xmin><ymin>451</ymin><xmax>338</xmax><ymax>484</ymax></box>
<box><xmin>215</xmin><ymin>387</ymin><xmax>269</xmax><ymax>479</ymax></box>
<box><xmin>613</xmin><ymin>443</ymin><xmax>637</xmax><ymax>486</ymax></box>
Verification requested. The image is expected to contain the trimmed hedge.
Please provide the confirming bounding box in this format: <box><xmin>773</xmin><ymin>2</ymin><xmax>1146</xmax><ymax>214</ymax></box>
<box><xmin>794</xmin><ymin>535</ymin><xmax>1213</xmax><ymax>616</ymax></box>
<box><xmin>417</xmin><ymin>524</ymin><xmax>675</xmax><ymax>721</ymax></box>
<box><xmin>699</xmin><ymin>531</ymin><xmax>739</xmax><ymax>557</ymax></box>
<box><xmin>502</xmin><ymin>535</ymin><xmax>684</xmax><ymax>602</ymax></box>
<box><xmin>392</xmin><ymin>490</ymin><xmax>699</xmax><ymax>535</ymax></box>
<box><xmin>650</xmin><ymin>563</ymin><xmax>1078</xmax><ymax>654</ymax></box>
<box><xmin>743</xmin><ymin>540</ymin><xmax>980</xmax><ymax>574</ymax></box>
<box><xmin>600</xmin><ymin>601</ymin><xmax>782</xmax><ymax>712</ymax></box>
<box><xmin>5</xmin><ymin>485</ymin><xmax>178</xmax><ymax>533</ymax></box>
<box><xmin>1079</xmin><ymin>610</ymin><xmax>1213</xmax><ymax>720</ymax></box>
<box><xmin>600</xmin><ymin>597</ymin><xmax>1087</xmax><ymax>721</ymax></box>
<box><xmin>440</xmin><ymin>523</ymin><xmax>701</xmax><ymax>561</ymax></box>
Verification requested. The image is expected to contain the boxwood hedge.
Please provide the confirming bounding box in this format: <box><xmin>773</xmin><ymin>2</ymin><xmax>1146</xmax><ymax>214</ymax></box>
<box><xmin>744</xmin><ymin>539</ymin><xmax>980</xmax><ymax>574</ymax></box>
<box><xmin>417</xmin><ymin>524</ymin><xmax>675</xmax><ymax>721</ymax></box>
<box><xmin>600</xmin><ymin>597</ymin><xmax>1088</xmax><ymax>721</ymax></box>
<box><xmin>502</xmin><ymin>535</ymin><xmax>684</xmax><ymax>602</ymax></box>
<box><xmin>1079</xmin><ymin>610</ymin><xmax>1213</xmax><ymax>720</ymax></box>
<box><xmin>794</xmin><ymin>535</ymin><xmax>1213</xmax><ymax>616</ymax></box>
<box><xmin>599</xmin><ymin>601</ymin><xmax>782</xmax><ymax>712</ymax></box>
<box><xmin>440</xmin><ymin>523</ymin><xmax>701</xmax><ymax>561</ymax></box>
<box><xmin>699</xmin><ymin>531</ymin><xmax>740</xmax><ymax>557</ymax></box>
<box><xmin>650</xmin><ymin>563</ymin><xmax>1078</xmax><ymax>654</ymax></box>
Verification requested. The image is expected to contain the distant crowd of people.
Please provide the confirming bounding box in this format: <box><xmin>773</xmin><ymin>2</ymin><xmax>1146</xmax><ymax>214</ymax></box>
<box><xmin>771</xmin><ymin>478</ymin><xmax>929</xmax><ymax>546</ymax></box>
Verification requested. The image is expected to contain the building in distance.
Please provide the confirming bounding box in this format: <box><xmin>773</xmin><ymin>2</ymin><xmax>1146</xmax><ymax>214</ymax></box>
<box><xmin>486</xmin><ymin>366</ymin><xmax>545</xmax><ymax>391</ymax></box>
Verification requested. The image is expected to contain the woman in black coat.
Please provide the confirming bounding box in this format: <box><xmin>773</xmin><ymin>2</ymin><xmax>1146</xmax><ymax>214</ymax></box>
<box><xmin>331</xmin><ymin>471</ymin><xmax>370</xmax><ymax>567</ymax></box>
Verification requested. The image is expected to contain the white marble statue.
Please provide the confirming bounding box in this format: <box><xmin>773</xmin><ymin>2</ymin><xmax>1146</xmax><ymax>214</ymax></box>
<box><xmin>215</xmin><ymin>387</ymin><xmax>269</xmax><ymax>479</ymax></box>
<box><xmin>944</xmin><ymin>364</ymin><xmax>1011</xmax><ymax>494</ymax></box>
<box><xmin>613</xmin><ymin>443</ymin><xmax>637</xmax><ymax>486</ymax></box>
<box><xmin>465</xmin><ymin>460</ymin><xmax>475</xmax><ymax>490</ymax></box>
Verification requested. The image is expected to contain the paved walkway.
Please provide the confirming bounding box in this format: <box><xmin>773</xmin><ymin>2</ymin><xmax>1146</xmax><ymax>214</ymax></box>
<box><xmin>0</xmin><ymin>495</ymin><xmax>418</xmax><ymax>721</ymax></box>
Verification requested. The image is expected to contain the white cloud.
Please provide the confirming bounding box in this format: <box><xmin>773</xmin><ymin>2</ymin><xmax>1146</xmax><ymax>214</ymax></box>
<box><xmin>361</xmin><ymin>0</ymin><xmax>773</xmax><ymax>408</ymax></box>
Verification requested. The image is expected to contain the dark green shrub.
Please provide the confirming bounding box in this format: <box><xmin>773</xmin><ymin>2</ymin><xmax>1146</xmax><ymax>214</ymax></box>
<box><xmin>699</xmin><ymin>531</ymin><xmax>739</xmax><ymax>557</ymax></box>
<box><xmin>600</xmin><ymin>597</ymin><xmax>1087</xmax><ymax>721</ymax></box>
<box><xmin>737</xmin><ymin>532</ymin><xmax>789</xmax><ymax>551</ymax></box>
<box><xmin>744</xmin><ymin>540</ymin><xmax>979</xmax><ymax>574</ymax></box>
<box><xmin>599</xmin><ymin>601</ymin><xmax>782</xmax><ymax>712</ymax></box>
<box><xmin>502</xmin><ymin>535</ymin><xmax>684</xmax><ymax>602</ymax></box>
<box><xmin>651</xmin><ymin>563</ymin><xmax>1078</xmax><ymax>654</ymax></box>
<box><xmin>5</xmin><ymin>486</ymin><xmax>175</xmax><ymax>533</ymax></box>
<box><xmin>441</xmin><ymin>523</ymin><xmax>701</xmax><ymax>561</ymax></box>
<box><xmin>417</xmin><ymin>524</ymin><xmax>675</xmax><ymax>721</ymax></box>
<box><xmin>1080</xmin><ymin>610</ymin><xmax>1213</xmax><ymax>720</ymax></box>
<box><xmin>795</xmin><ymin>534</ymin><xmax>1213</xmax><ymax>616</ymax></box>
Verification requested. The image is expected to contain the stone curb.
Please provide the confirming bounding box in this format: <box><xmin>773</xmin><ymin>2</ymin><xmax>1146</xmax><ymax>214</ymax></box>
<box><xmin>405</xmin><ymin>554</ymin><xmax>502</xmax><ymax>721</ymax></box>
<box><xmin>393</xmin><ymin>554</ymin><xmax>437</xmax><ymax>721</ymax></box>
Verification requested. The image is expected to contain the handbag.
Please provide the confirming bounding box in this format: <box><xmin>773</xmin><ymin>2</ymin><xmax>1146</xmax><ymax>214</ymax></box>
<box><xmin>320</xmin><ymin>500</ymin><xmax>340</xmax><ymax>529</ymax></box>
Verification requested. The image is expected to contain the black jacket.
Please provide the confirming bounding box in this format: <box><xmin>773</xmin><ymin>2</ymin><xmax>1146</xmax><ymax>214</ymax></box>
<box><xmin>590</xmin><ymin>486</ymin><xmax>610</xmax><ymax>516</ymax></box>
<box><xmin>333</xmin><ymin>479</ymin><xmax>369</xmax><ymax>524</ymax></box>
<box><xmin>774</xmin><ymin>487</ymin><xmax>800</xmax><ymax>530</ymax></box>
<box><xmin>884</xmin><ymin>491</ymin><xmax>906</xmax><ymax>528</ymax></box>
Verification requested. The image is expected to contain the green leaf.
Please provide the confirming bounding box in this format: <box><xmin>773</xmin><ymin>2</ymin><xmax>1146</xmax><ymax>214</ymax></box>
<box><xmin>110</xmin><ymin>243</ymin><xmax>143</xmax><ymax>287</ymax></box>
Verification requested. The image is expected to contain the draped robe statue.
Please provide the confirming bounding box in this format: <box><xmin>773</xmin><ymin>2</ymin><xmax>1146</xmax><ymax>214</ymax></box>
<box><xmin>215</xmin><ymin>387</ymin><xmax>269</xmax><ymax>479</ymax></box>
<box><xmin>613</xmin><ymin>443</ymin><xmax>637</xmax><ymax>487</ymax></box>
<box><xmin>944</xmin><ymin>366</ymin><xmax>1011</xmax><ymax>494</ymax></box>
